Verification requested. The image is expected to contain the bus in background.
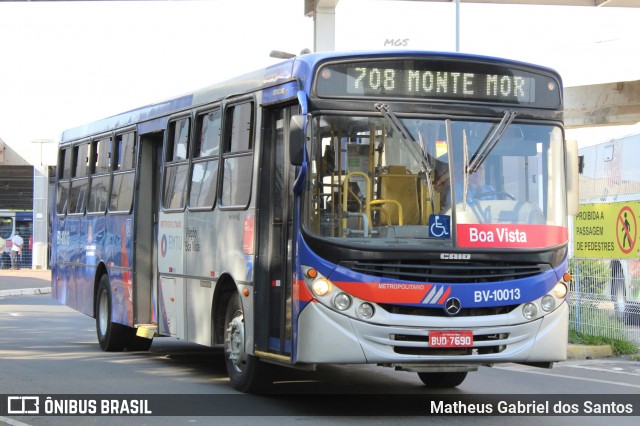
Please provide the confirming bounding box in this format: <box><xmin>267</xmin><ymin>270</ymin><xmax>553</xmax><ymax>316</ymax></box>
<box><xmin>574</xmin><ymin>134</ymin><xmax>640</xmax><ymax>322</ymax></box>
<box><xmin>51</xmin><ymin>50</ymin><xmax>578</xmax><ymax>392</ymax></box>
<box><xmin>0</xmin><ymin>210</ymin><xmax>33</xmax><ymax>269</ymax></box>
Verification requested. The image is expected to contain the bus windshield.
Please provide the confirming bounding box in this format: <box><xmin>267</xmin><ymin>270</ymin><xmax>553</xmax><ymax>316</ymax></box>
<box><xmin>303</xmin><ymin>114</ymin><xmax>567</xmax><ymax>248</ymax></box>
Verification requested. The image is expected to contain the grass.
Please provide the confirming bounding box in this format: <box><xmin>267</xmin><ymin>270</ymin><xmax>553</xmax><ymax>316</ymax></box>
<box><xmin>569</xmin><ymin>329</ymin><xmax>639</xmax><ymax>356</ymax></box>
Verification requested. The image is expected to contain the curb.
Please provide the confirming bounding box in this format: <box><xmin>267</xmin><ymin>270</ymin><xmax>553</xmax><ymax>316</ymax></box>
<box><xmin>567</xmin><ymin>344</ymin><xmax>614</xmax><ymax>360</ymax></box>
<box><xmin>0</xmin><ymin>287</ymin><xmax>51</xmax><ymax>298</ymax></box>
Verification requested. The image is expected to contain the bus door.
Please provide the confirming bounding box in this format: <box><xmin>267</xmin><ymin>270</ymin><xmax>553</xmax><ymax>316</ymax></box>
<box><xmin>134</xmin><ymin>131</ymin><xmax>163</xmax><ymax>327</ymax></box>
<box><xmin>255</xmin><ymin>106</ymin><xmax>295</xmax><ymax>361</ymax></box>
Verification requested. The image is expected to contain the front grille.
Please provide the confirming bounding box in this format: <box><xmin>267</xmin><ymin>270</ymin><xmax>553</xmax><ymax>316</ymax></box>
<box><xmin>379</xmin><ymin>303</ymin><xmax>519</xmax><ymax>317</ymax></box>
<box><xmin>341</xmin><ymin>259</ymin><xmax>549</xmax><ymax>283</ymax></box>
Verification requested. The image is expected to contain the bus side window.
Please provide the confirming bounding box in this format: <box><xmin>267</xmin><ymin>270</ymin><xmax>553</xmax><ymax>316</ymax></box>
<box><xmin>221</xmin><ymin>102</ymin><xmax>254</xmax><ymax>208</ymax></box>
<box><xmin>68</xmin><ymin>142</ymin><xmax>90</xmax><ymax>215</ymax></box>
<box><xmin>56</xmin><ymin>148</ymin><xmax>72</xmax><ymax>215</ymax></box>
<box><xmin>190</xmin><ymin>110</ymin><xmax>221</xmax><ymax>209</ymax></box>
<box><xmin>163</xmin><ymin>118</ymin><xmax>191</xmax><ymax>210</ymax></box>
<box><xmin>87</xmin><ymin>136</ymin><xmax>112</xmax><ymax>214</ymax></box>
<box><xmin>110</xmin><ymin>132</ymin><xmax>136</xmax><ymax>213</ymax></box>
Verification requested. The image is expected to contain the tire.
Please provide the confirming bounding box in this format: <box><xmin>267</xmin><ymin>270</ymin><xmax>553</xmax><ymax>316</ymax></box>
<box><xmin>223</xmin><ymin>292</ymin><xmax>272</xmax><ymax>393</ymax></box>
<box><xmin>417</xmin><ymin>372</ymin><xmax>468</xmax><ymax>389</ymax></box>
<box><xmin>95</xmin><ymin>274</ymin><xmax>128</xmax><ymax>352</ymax></box>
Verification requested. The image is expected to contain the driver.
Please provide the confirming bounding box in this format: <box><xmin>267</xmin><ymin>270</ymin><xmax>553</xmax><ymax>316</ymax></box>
<box><xmin>468</xmin><ymin>163</ymin><xmax>495</xmax><ymax>201</ymax></box>
<box><xmin>453</xmin><ymin>162</ymin><xmax>496</xmax><ymax>205</ymax></box>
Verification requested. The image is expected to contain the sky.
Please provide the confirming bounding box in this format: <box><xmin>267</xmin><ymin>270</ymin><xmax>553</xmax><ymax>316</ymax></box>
<box><xmin>1</xmin><ymin>0</ymin><xmax>640</xmax><ymax>165</ymax></box>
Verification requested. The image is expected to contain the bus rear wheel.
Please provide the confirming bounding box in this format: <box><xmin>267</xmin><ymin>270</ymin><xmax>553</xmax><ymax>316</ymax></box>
<box><xmin>417</xmin><ymin>372</ymin><xmax>468</xmax><ymax>388</ymax></box>
<box><xmin>223</xmin><ymin>292</ymin><xmax>272</xmax><ymax>393</ymax></box>
<box><xmin>95</xmin><ymin>275</ymin><xmax>128</xmax><ymax>352</ymax></box>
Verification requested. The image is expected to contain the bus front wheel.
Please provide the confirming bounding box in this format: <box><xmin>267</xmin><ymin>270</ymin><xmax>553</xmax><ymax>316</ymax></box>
<box><xmin>417</xmin><ymin>372</ymin><xmax>468</xmax><ymax>388</ymax></box>
<box><xmin>223</xmin><ymin>292</ymin><xmax>272</xmax><ymax>393</ymax></box>
<box><xmin>95</xmin><ymin>275</ymin><xmax>128</xmax><ymax>352</ymax></box>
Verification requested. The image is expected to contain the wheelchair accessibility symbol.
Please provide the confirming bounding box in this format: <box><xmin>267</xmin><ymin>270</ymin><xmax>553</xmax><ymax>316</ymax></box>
<box><xmin>429</xmin><ymin>215</ymin><xmax>451</xmax><ymax>239</ymax></box>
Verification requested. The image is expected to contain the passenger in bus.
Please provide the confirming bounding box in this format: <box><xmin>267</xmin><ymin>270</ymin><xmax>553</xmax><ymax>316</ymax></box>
<box><xmin>321</xmin><ymin>145</ymin><xmax>335</xmax><ymax>177</ymax></box>
<box><xmin>345</xmin><ymin>182</ymin><xmax>364</xmax><ymax>212</ymax></box>
<box><xmin>434</xmin><ymin>160</ymin><xmax>451</xmax><ymax>211</ymax></box>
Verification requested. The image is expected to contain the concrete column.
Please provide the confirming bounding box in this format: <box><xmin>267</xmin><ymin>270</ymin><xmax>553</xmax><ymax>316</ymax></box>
<box><xmin>31</xmin><ymin>140</ymin><xmax>55</xmax><ymax>270</ymax></box>
<box><xmin>32</xmin><ymin>164</ymin><xmax>48</xmax><ymax>269</ymax></box>
<box><xmin>307</xmin><ymin>0</ymin><xmax>339</xmax><ymax>52</ymax></box>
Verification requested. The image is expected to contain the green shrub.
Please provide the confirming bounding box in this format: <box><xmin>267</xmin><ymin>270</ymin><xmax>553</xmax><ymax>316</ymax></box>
<box><xmin>569</xmin><ymin>329</ymin><xmax>638</xmax><ymax>355</ymax></box>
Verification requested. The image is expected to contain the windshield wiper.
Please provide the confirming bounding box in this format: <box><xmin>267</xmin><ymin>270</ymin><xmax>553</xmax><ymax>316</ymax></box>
<box><xmin>467</xmin><ymin>110</ymin><xmax>517</xmax><ymax>174</ymax></box>
<box><xmin>375</xmin><ymin>102</ymin><xmax>436</xmax><ymax>214</ymax></box>
<box><xmin>375</xmin><ymin>103</ymin><xmax>432</xmax><ymax>173</ymax></box>
<box><xmin>375</xmin><ymin>103</ymin><xmax>415</xmax><ymax>143</ymax></box>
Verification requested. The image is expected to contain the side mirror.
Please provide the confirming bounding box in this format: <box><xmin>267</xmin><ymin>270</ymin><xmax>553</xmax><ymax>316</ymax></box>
<box><xmin>289</xmin><ymin>115</ymin><xmax>305</xmax><ymax>166</ymax></box>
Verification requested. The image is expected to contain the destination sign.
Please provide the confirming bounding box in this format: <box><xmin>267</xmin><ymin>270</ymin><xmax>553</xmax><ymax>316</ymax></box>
<box><xmin>315</xmin><ymin>58</ymin><xmax>561</xmax><ymax>108</ymax></box>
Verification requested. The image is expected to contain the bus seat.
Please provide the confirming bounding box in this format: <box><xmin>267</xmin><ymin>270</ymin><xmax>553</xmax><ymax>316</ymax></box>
<box><xmin>378</xmin><ymin>166</ymin><xmax>420</xmax><ymax>225</ymax></box>
<box><xmin>387</xmin><ymin>165</ymin><xmax>408</xmax><ymax>174</ymax></box>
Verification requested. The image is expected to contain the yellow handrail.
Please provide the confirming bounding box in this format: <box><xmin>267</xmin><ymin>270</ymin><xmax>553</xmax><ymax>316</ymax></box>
<box><xmin>341</xmin><ymin>172</ymin><xmax>371</xmax><ymax>235</ymax></box>
<box><xmin>369</xmin><ymin>199</ymin><xmax>404</xmax><ymax>226</ymax></box>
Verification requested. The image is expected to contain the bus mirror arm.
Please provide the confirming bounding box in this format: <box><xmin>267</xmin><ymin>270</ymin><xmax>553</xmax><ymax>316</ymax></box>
<box><xmin>293</xmin><ymin>162</ymin><xmax>307</xmax><ymax>195</ymax></box>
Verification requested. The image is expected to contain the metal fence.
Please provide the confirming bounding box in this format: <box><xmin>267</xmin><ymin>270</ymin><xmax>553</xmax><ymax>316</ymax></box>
<box><xmin>569</xmin><ymin>258</ymin><xmax>640</xmax><ymax>346</ymax></box>
<box><xmin>0</xmin><ymin>225</ymin><xmax>33</xmax><ymax>270</ymax></box>
<box><xmin>569</xmin><ymin>292</ymin><xmax>640</xmax><ymax>345</ymax></box>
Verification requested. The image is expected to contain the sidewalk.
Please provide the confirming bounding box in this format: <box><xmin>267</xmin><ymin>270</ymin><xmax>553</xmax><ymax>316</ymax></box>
<box><xmin>0</xmin><ymin>268</ymin><xmax>51</xmax><ymax>297</ymax></box>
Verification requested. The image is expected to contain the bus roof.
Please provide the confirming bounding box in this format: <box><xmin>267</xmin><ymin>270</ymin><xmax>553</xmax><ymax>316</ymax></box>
<box><xmin>60</xmin><ymin>50</ymin><xmax>561</xmax><ymax>143</ymax></box>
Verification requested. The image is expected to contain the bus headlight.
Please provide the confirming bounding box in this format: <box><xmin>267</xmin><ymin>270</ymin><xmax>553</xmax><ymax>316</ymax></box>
<box><xmin>357</xmin><ymin>303</ymin><xmax>375</xmax><ymax>320</ymax></box>
<box><xmin>333</xmin><ymin>293</ymin><xmax>352</xmax><ymax>311</ymax></box>
<box><xmin>301</xmin><ymin>265</ymin><xmax>380</xmax><ymax>322</ymax></box>
<box><xmin>522</xmin><ymin>303</ymin><xmax>538</xmax><ymax>320</ymax></box>
<box><xmin>553</xmin><ymin>282</ymin><xmax>568</xmax><ymax>299</ymax></box>
<box><xmin>541</xmin><ymin>295</ymin><xmax>556</xmax><ymax>312</ymax></box>
<box><xmin>311</xmin><ymin>278</ymin><xmax>332</xmax><ymax>297</ymax></box>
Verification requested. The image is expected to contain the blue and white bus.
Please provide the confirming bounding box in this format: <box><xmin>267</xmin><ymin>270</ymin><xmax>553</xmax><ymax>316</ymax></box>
<box><xmin>52</xmin><ymin>50</ymin><xmax>578</xmax><ymax>392</ymax></box>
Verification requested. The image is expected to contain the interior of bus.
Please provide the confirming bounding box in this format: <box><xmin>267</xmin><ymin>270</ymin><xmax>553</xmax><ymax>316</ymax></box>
<box><xmin>303</xmin><ymin>114</ymin><xmax>566</xmax><ymax>244</ymax></box>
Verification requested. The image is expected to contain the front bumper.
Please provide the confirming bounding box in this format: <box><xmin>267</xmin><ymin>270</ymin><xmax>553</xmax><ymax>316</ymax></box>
<box><xmin>296</xmin><ymin>300</ymin><xmax>568</xmax><ymax>365</ymax></box>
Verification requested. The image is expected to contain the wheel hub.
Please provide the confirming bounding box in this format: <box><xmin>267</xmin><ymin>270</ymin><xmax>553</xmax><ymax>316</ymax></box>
<box><xmin>98</xmin><ymin>291</ymin><xmax>108</xmax><ymax>336</ymax></box>
<box><xmin>225</xmin><ymin>313</ymin><xmax>246</xmax><ymax>372</ymax></box>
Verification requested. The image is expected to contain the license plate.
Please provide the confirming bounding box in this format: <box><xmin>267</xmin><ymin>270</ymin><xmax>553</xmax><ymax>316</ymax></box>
<box><xmin>428</xmin><ymin>330</ymin><xmax>473</xmax><ymax>348</ymax></box>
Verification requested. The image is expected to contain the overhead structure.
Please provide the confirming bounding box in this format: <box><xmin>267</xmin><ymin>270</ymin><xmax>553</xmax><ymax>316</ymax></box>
<box><xmin>402</xmin><ymin>0</ymin><xmax>640</xmax><ymax>6</ymax></box>
<box><xmin>564</xmin><ymin>81</ymin><xmax>640</xmax><ymax>128</ymax></box>
<box><xmin>304</xmin><ymin>0</ymin><xmax>640</xmax><ymax>127</ymax></box>
<box><xmin>305</xmin><ymin>0</ymin><xmax>640</xmax><ymax>51</ymax></box>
